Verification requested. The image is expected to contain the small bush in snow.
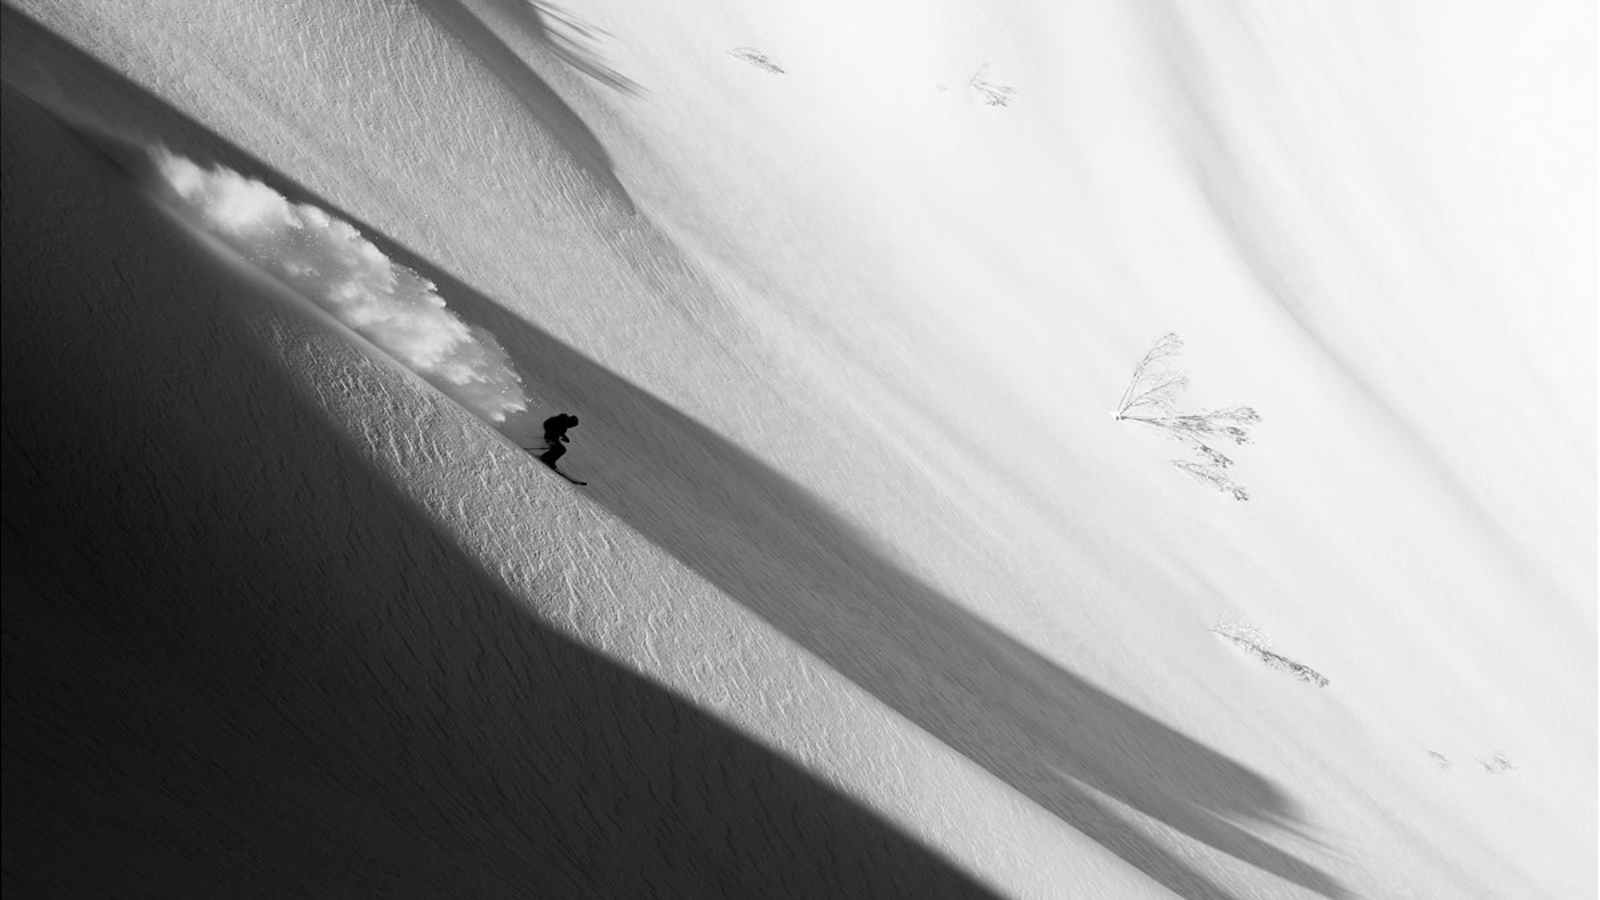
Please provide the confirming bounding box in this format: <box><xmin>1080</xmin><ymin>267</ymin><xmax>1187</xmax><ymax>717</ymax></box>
<box><xmin>730</xmin><ymin>47</ymin><xmax>785</xmax><ymax>74</ymax></box>
<box><xmin>969</xmin><ymin>64</ymin><xmax>1016</xmax><ymax>107</ymax></box>
<box><xmin>1211</xmin><ymin>622</ymin><xmax>1328</xmax><ymax>687</ymax></box>
<box><xmin>1479</xmin><ymin>752</ymin><xmax>1516</xmax><ymax>774</ymax></box>
<box><xmin>1115</xmin><ymin>333</ymin><xmax>1260</xmax><ymax>500</ymax></box>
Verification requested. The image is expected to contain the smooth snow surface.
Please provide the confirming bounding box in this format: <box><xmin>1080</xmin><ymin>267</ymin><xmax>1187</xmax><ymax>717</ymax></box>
<box><xmin>2</xmin><ymin>0</ymin><xmax>1593</xmax><ymax>897</ymax></box>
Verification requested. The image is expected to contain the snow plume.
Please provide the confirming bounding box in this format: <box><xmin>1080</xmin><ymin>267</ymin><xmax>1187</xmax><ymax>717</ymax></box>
<box><xmin>151</xmin><ymin>150</ymin><xmax>529</xmax><ymax>422</ymax></box>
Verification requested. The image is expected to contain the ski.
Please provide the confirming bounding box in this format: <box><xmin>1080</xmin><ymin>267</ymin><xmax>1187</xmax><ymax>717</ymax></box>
<box><xmin>522</xmin><ymin>446</ymin><xmax>586</xmax><ymax>485</ymax></box>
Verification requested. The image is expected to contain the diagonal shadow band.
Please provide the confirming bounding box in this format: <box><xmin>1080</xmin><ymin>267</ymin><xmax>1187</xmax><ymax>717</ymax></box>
<box><xmin>491</xmin><ymin>0</ymin><xmax>643</xmax><ymax>95</ymax></box>
<box><xmin>2</xmin><ymin>12</ymin><xmax>1348</xmax><ymax>896</ymax></box>
<box><xmin>416</xmin><ymin>0</ymin><xmax>638</xmax><ymax>214</ymax></box>
<box><xmin>0</xmin><ymin>84</ymin><xmax>997</xmax><ymax>898</ymax></box>
<box><xmin>441</xmin><ymin>248</ymin><xmax>1352</xmax><ymax>900</ymax></box>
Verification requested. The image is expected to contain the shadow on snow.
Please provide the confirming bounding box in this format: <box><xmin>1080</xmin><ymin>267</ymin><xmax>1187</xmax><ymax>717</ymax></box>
<box><xmin>2</xmin><ymin>12</ymin><xmax>1349</xmax><ymax>897</ymax></box>
<box><xmin>416</xmin><ymin>0</ymin><xmax>638</xmax><ymax>213</ymax></box>
<box><xmin>0</xmin><ymin>84</ymin><xmax>993</xmax><ymax>898</ymax></box>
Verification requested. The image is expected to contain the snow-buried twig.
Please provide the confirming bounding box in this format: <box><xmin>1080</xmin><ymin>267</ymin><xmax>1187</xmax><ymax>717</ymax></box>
<box><xmin>729</xmin><ymin>47</ymin><xmax>785</xmax><ymax>74</ymax></box>
<box><xmin>1211</xmin><ymin>623</ymin><xmax>1329</xmax><ymax>687</ymax></box>
<box><xmin>1479</xmin><ymin>752</ymin><xmax>1516</xmax><ymax>774</ymax></box>
<box><xmin>969</xmin><ymin>63</ymin><xmax>1015</xmax><ymax>107</ymax></box>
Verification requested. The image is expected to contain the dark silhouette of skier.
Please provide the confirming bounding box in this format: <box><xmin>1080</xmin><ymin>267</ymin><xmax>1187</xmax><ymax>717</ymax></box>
<box><xmin>527</xmin><ymin>413</ymin><xmax>584</xmax><ymax>484</ymax></box>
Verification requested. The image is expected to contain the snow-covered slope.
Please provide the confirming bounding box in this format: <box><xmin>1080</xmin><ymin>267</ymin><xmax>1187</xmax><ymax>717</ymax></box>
<box><xmin>2</xmin><ymin>83</ymin><xmax>1125</xmax><ymax>898</ymax></box>
<box><xmin>3</xmin><ymin>0</ymin><xmax>1593</xmax><ymax>897</ymax></box>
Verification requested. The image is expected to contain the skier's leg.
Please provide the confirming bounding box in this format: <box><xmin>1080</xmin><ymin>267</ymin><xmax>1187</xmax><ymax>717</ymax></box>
<box><xmin>538</xmin><ymin>442</ymin><xmax>566</xmax><ymax>466</ymax></box>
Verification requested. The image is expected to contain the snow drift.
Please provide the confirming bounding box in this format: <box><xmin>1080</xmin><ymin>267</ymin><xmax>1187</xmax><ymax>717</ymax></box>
<box><xmin>153</xmin><ymin>149</ymin><xmax>530</xmax><ymax>422</ymax></box>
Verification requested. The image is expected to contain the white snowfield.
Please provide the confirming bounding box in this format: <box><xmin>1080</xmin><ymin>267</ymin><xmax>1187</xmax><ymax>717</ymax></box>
<box><xmin>1</xmin><ymin>1</ymin><xmax>1591</xmax><ymax>898</ymax></box>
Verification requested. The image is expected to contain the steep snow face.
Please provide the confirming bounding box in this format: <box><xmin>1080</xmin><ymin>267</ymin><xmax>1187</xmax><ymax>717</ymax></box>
<box><xmin>2</xmin><ymin>81</ymin><xmax>1152</xmax><ymax>899</ymax></box>
<box><xmin>6</xmin><ymin>0</ymin><xmax>1593</xmax><ymax>897</ymax></box>
<box><xmin>527</xmin><ymin>7</ymin><xmax>1597</xmax><ymax>892</ymax></box>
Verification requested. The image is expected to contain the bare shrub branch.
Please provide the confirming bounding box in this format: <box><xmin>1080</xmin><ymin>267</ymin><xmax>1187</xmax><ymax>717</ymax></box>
<box><xmin>969</xmin><ymin>63</ymin><xmax>1017</xmax><ymax>106</ymax></box>
<box><xmin>1174</xmin><ymin>461</ymin><xmax>1249</xmax><ymax>502</ymax></box>
<box><xmin>1479</xmin><ymin>753</ymin><xmax>1516</xmax><ymax>774</ymax></box>
<box><xmin>1115</xmin><ymin>332</ymin><xmax>1187</xmax><ymax>417</ymax></box>
<box><xmin>1115</xmin><ymin>333</ymin><xmax>1261</xmax><ymax>500</ymax></box>
<box><xmin>729</xmin><ymin>47</ymin><xmax>785</xmax><ymax>74</ymax></box>
<box><xmin>1212</xmin><ymin>623</ymin><xmax>1328</xmax><ymax>687</ymax></box>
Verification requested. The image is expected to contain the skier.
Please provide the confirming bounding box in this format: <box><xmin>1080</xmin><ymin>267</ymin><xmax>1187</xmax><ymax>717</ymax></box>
<box><xmin>527</xmin><ymin>413</ymin><xmax>585</xmax><ymax>484</ymax></box>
